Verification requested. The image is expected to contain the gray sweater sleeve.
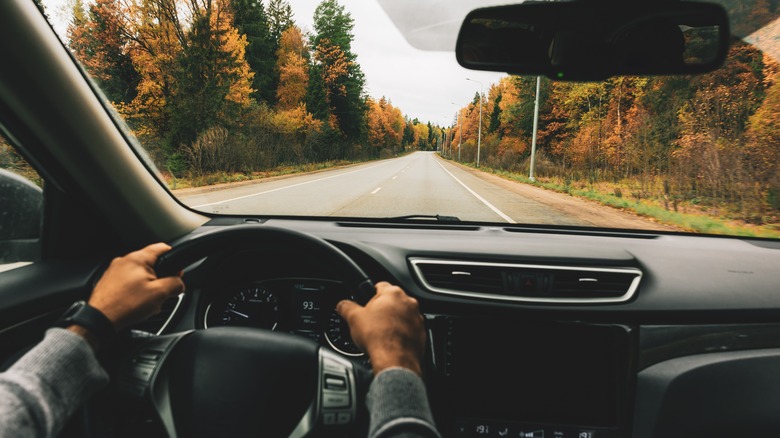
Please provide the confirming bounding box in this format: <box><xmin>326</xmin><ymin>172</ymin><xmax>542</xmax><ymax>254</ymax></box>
<box><xmin>366</xmin><ymin>367</ymin><xmax>441</xmax><ymax>438</ymax></box>
<box><xmin>0</xmin><ymin>328</ymin><xmax>109</xmax><ymax>438</ymax></box>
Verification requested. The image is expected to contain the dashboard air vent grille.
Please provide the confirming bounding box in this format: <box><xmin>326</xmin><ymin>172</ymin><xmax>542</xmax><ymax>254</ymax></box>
<box><xmin>411</xmin><ymin>259</ymin><xmax>641</xmax><ymax>304</ymax></box>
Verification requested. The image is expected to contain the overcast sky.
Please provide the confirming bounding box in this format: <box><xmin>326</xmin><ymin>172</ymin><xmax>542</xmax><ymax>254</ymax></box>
<box><xmin>42</xmin><ymin>0</ymin><xmax>506</xmax><ymax>126</ymax></box>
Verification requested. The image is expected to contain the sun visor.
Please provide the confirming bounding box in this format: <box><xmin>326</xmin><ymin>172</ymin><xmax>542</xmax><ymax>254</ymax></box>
<box><xmin>377</xmin><ymin>0</ymin><xmax>517</xmax><ymax>51</ymax></box>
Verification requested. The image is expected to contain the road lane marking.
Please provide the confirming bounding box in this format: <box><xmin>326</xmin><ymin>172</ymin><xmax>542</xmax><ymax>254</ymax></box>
<box><xmin>392</xmin><ymin>176</ymin><xmax>397</xmax><ymax>180</ymax></box>
<box><xmin>434</xmin><ymin>161</ymin><xmax>516</xmax><ymax>224</ymax></box>
<box><xmin>371</xmin><ymin>187</ymin><xmax>382</xmax><ymax>194</ymax></box>
<box><xmin>192</xmin><ymin>162</ymin><xmax>388</xmax><ymax>208</ymax></box>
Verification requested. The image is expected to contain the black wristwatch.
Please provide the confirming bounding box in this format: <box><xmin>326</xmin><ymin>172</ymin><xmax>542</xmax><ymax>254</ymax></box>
<box><xmin>56</xmin><ymin>301</ymin><xmax>116</xmax><ymax>347</ymax></box>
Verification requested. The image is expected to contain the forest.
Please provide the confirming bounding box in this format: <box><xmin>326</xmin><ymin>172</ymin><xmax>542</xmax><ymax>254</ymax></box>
<box><xmin>63</xmin><ymin>0</ymin><xmax>444</xmax><ymax>181</ymax></box>
<box><xmin>0</xmin><ymin>0</ymin><xmax>777</xmax><ymax>233</ymax></box>
<box><xmin>448</xmin><ymin>4</ymin><xmax>779</xmax><ymax>228</ymax></box>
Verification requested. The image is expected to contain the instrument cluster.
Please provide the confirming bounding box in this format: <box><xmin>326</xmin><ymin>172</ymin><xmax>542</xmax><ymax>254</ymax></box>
<box><xmin>203</xmin><ymin>278</ymin><xmax>364</xmax><ymax>357</ymax></box>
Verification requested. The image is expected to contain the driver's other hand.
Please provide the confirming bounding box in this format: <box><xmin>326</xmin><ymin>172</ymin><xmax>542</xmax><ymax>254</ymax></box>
<box><xmin>337</xmin><ymin>282</ymin><xmax>425</xmax><ymax>376</ymax></box>
<box><xmin>88</xmin><ymin>243</ymin><xmax>185</xmax><ymax>331</ymax></box>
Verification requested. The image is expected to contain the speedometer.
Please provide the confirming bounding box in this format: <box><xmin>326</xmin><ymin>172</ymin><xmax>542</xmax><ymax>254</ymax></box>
<box><xmin>325</xmin><ymin>305</ymin><xmax>364</xmax><ymax>357</ymax></box>
<box><xmin>211</xmin><ymin>286</ymin><xmax>279</xmax><ymax>329</ymax></box>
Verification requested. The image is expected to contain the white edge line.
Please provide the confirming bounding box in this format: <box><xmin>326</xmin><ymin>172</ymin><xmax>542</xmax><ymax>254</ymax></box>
<box><xmin>434</xmin><ymin>160</ymin><xmax>516</xmax><ymax>224</ymax></box>
<box><xmin>192</xmin><ymin>162</ymin><xmax>387</xmax><ymax>208</ymax></box>
<box><xmin>371</xmin><ymin>187</ymin><xmax>382</xmax><ymax>194</ymax></box>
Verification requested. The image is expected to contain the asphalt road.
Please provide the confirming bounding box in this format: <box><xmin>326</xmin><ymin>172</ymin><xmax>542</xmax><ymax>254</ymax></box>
<box><xmin>176</xmin><ymin>151</ymin><xmax>669</xmax><ymax>229</ymax></box>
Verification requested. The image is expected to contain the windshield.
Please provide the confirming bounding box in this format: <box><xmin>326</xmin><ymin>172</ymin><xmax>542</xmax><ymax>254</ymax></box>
<box><xmin>38</xmin><ymin>0</ymin><xmax>779</xmax><ymax>238</ymax></box>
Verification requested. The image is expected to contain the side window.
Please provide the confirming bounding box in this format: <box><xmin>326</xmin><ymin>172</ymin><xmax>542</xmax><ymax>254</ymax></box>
<box><xmin>0</xmin><ymin>133</ymin><xmax>42</xmax><ymax>272</ymax></box>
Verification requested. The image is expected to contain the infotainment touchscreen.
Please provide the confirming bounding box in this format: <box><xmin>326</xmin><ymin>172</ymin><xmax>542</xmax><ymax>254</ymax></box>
<box><xmin>441</xmin><ymin>319</ymin><xmax>632</xmax><ymax>431</ymax></box>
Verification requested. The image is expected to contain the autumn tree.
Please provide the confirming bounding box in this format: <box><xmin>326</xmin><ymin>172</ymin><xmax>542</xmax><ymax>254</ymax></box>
<box><xmin>116</xmin><ymin>0</ymin><xmax>183</xmax><ymax>143</ymax></box>
<box><xmin>746</xmin><ymin>79</ymin><xmax>780</xmax><ymax>210</ymax></box>
<box><xmin>366</xmin><ymin>97</ymin><xmax>403</xmax><ymax>154</ymax></box>
<box><xmin>67</xmin><ymin>0</ymin><xmax>138</xmax><ymax>104</ymax></box>
<box><xmin>276</xmin><ymin>25</ymin><xmax>309</xmax><ymax>110</ymax></box>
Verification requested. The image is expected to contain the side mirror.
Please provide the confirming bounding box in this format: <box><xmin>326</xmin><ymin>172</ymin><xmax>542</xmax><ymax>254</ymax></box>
<box><xmin>456</xmin><ymin>1</ymin><xmax>730</xmax><ymax>81</ymax></box>
<box><xmin>0</xmin><ymin>169</ymin><xmax>42</xmax><ymax>265</ymax></box>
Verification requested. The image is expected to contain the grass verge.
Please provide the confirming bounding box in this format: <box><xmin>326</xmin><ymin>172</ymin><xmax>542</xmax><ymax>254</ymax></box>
<box><xmin>163</xmin><ymin>160</ymin><xmax>365</xmax><ymax>190</ymax></box>
<box><xmin>461</xmin><ymin>163</ymin><xmax>780</xmax><ymax>239</ymax></box>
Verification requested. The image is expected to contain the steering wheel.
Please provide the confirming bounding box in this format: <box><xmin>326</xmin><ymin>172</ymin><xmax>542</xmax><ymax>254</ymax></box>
<box><xmin>113</xmin><ymin>225</ymin><xmax>376</xmax><ymax>437</ymax></box>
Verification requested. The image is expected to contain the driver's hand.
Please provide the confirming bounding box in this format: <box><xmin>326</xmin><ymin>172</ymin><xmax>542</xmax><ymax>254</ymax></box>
<box><xmin>337</xmin><ymin>282</ymin><xmax>425</xmax><ymax>376</ymax></box>
<box><xmin>88</xmin><ymin>243</ymin><xmax>185</xmax><ymax>331</ymax></box>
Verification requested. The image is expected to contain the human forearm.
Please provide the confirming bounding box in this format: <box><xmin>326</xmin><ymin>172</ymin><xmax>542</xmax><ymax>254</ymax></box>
<box><xmin>366</xmin><ymin>368</ymin><xmax>440</xmax><ymax>438</ymax></box>
<box><xmin>0</xmin><ymin>329</ymin><xmax>108</xmax><ymax>438</ymax></box>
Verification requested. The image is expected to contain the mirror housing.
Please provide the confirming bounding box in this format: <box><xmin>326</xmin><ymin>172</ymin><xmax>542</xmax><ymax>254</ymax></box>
<box><xmin>456</xmin><ymin>1</ymin><xmax>730</xmax><ymax>81</ymax></box>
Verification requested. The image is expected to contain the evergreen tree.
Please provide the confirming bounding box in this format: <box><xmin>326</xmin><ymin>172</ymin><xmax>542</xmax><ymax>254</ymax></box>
<box><xmin>168</xmin><ymin>2</ymin><xmax>254</xmax><ymax>147</ymax></box>
<box><xmin>306</xmin><ymin>63</ymin><xmax>330</xmax><ymax>122</ymax></box>
<box><xmin>231</xmin><ymin>0</ymin><xmax>275</xmax><ymax>104</ymax></box>
<box><xmin>402</xmin><ymin>120</ymin><xmax>415</xmax><ymax>147</ymax></box>
<box><xmin>489</xmin><ymin>92</ymin><xmax>502</xmax><ymax>135</ymax></box>
<box><xmin>312</xmin><ymin>0</ymin><xmax>366</xmax><ymax>143</ymax></box>
<box><xmin>268</xmin><ymin>0</ymin><xmax>295</xmax><ymax>46</ymax></box>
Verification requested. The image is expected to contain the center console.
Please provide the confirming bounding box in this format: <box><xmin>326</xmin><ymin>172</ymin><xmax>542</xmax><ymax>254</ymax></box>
<box><xmin>428</xmin><ymin>318</ymin><xmax>635</xmax><ymax>438</ymax></box>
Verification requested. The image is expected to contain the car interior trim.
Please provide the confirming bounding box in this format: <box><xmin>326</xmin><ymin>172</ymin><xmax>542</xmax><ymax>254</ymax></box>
<box><xmin>156</xmin><ymin>293</ymin><xmax>185</xmax><ymax>335</ymax></box>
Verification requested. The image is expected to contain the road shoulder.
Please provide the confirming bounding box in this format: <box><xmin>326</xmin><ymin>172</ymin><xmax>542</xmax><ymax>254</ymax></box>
<box><xmin>437</xmin><ymin>157</ymin><xmax>679</xmax><ymax>232</ymax></box>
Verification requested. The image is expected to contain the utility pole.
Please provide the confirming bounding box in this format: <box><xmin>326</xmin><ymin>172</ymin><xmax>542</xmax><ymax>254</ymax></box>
<box><xmin>529</xmin><ymin>76</ymin><xmax>541</xmax><ymax>181</ymax></box>
<box><xmin>466</xmin><ymin>78</ymin><xmax>483</xmax><ymax>167</ymax></box>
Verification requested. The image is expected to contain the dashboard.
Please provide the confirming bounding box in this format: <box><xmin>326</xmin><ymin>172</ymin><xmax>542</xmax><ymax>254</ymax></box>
<box><xmin>160</xmin><ymin>218</ymin><xmax>780</xmax><ymax>438</ymax></box>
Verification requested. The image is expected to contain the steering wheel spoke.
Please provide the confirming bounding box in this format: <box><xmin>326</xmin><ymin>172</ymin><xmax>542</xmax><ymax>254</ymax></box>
<box><xmin>290</xmin><ymin>348</ymin><xmax>370</xmax><ymax>437</ymax></box>
<box><xmin>115</xmin><ymin>329</ymin><xmax>371</xmax><ymax>437</ymax></box>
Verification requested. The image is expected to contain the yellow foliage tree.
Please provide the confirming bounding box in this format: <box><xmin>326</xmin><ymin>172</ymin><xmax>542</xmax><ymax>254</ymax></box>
<box><xmin>276</xmin><ymin>26</ymin><xmax>309</xmax><ymax>110</ymax></box>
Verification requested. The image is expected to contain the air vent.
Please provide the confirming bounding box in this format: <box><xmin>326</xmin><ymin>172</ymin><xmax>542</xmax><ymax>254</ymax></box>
<box><xmin>410</xmin><ymin>259</ymin><xmax>641</xmax><ymax>304</ymax></box>
<box><xmin>131</xmin><ymin>293</ymin><xmax>184</xmax><ymax>335</ymax></box>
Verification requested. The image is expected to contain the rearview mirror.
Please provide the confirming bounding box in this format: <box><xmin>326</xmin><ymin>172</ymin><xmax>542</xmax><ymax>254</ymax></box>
<box><xmin>456</xmin><ymin>1</ymin><xmax>730</xmax><ymax>81</ymax></box>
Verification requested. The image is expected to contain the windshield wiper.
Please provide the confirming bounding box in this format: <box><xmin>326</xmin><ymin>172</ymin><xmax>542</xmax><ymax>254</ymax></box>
<box><xmin>386</xmin><ymin>214</ymin><xmax>461</xmax><ymax>222</ymax></box>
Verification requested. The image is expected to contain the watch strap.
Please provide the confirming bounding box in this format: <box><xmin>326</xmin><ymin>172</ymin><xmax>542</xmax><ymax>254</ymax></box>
<box><xmin>56</xmin><ymin>301</ymin><xmax>116</xmax><ymax>347</ymax></box>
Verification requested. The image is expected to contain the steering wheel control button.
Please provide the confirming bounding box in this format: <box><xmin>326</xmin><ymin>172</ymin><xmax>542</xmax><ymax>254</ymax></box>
<box><xmin>323</xmin><ymin>412</ymin><xmax>337</xmax><ymax>425</ymax></box>
<box><xmin>316</xmin><ymin>349</ymin><xmax>358</xmax><ymax>431</ymax></box>
<box><xmin>325</xmin><ymin>375</ymin><xmax>347</xmax><ymax>391</ymax></box>
<box><xmin>336</xmin><ymin>411</ymin><xmax>351</xmax><ymax>424</ymax></box>
<box><xmin>323</xmin><ymin>391</ymin><xmax>350</xmax><ymax>408</ymax></box>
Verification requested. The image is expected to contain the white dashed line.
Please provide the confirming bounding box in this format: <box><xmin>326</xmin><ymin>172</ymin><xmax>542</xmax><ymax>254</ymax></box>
<box><xmin>371</xmin><ymin>187</ymin><xmax>382</xmax><ymax>194</ymax></box>
<box><xmin>392</xmin><ymin>176</ymin><xmax>397</xmax><ymax>180</ymax></box>
<box><xmin>434</xmin><ymin>161</ymin><xmax>516</xmax><ymax>224</ymax></box>
<box><xmin>192</xmin><ymin>162</ymin><xmax>387</xmax><ymax>208</ymax></box>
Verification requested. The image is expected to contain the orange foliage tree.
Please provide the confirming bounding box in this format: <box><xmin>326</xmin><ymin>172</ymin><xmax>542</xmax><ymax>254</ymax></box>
<box><xmin>276</xmin><ymin>26</ymin><xmax>309</xmax><ymax>110</ymax></box>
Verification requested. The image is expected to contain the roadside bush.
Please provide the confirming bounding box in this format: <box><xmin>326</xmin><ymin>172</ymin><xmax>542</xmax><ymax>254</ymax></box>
<box><xmin>184</xmin><ymin>126</ymin><xmax>231</xmax><ymax>175</ymax></box>
<box><xmin>166</xmin><ymin>152</ymin><xmax>187</xmax><ymax>178</ymax></box>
